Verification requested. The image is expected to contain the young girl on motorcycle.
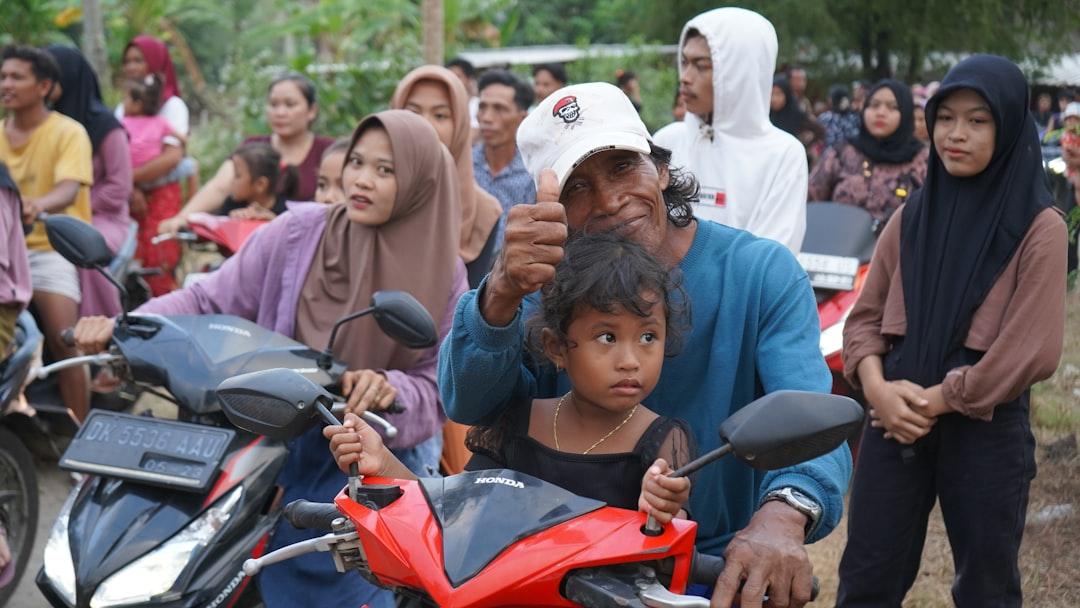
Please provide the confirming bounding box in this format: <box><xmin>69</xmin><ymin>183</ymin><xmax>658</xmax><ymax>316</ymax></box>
<box><xmin>837</xmin><ymin>55</ymin><xmax>1067</xmax><ymax>606</ymax></box>
<box><xmin>326</xmin><ymin>231</ymin><xmax>694</xmax><ymax>523</ymax></box>
<box><xmin>313</xmin><ymin>138</ymin><xmax>349</xmax><ymax>205</ymax></box>
<box><xmin>217</xmin><ymin>141</ymin><xmax>299</xmax><ymax>220</ymax></box>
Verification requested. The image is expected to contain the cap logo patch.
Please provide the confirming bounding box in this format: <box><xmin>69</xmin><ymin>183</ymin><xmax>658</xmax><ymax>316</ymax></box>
<box><xmin>553</xmin><ymin>95</ymin><xmax>582</xmax><ymax>124</ymax></box>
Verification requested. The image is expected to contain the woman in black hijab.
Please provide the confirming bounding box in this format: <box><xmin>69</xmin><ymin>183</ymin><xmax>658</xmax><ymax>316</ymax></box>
<box><xmin>46</xmin><ymin>45</ymin><xmax>132</xmax><ymax>317</ymax></box>
<box><xmin>809</xmin><ymin>79</ymin><xmax>929</xmax><ymax>219</ymax></box>
<box><xmin>771</xmin><ymin>74</ymin><xmax>825</xmax><ymax>164</ymax></box>
<box><xmin>769</xmin><ymin>75</ymin><xmax>806</xmax><ymax>135</ymax></box>
<box><xmin>837</xmin><ymin>55</ymin><xmax>1067</xmax><ymax>606</ymax></box>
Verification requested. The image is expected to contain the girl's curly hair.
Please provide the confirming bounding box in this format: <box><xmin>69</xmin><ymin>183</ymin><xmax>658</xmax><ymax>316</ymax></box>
<box><xmin>529</xmin><ymin>231</ymin><xmax>689</xmax><ymax>359</ymax></box>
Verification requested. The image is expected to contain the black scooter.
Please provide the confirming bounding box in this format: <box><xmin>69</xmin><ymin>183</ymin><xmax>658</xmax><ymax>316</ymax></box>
<box><xmin>32</xmin><ymin>216</ymin><xmax>438</xmax><ymax>608</ymax></box>
<box><xmin>0</xmin><ymin>311</ymin><xmax>43</xmax><ymax>604</ymax></box>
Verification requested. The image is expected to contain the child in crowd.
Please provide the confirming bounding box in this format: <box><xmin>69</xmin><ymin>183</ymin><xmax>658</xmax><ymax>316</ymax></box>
<box><xmin>219</xmin><ymin>141</ymin><xmax>299</xmax><ymax>220</ymax></box>
<box><xmin>121</xmin><ymin>74</ymin><xmax>183</xmax><ymax>295</ymax></box>
<box><xmin>325</xmin><ymin>232</ymin><xmax>695</xmax><ymax>522</ymax></box>
<box><xmin>313</xmin><ymin>137</ymin><xmax>350</xmax><ymax>205</ymax></box>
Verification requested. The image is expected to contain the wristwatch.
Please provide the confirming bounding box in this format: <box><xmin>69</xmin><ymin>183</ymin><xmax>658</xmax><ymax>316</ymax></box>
<box><xmin>761</xmin><ymin>487</ymin><xmax>822</xmax><ymax>539</ymax></box>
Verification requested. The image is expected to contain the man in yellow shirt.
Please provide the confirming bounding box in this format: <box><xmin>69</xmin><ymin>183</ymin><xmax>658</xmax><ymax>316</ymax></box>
<box><xmin>0</xmin><ymin>45</ymin><xmax>93</xmax><ymax>420</ymax></box>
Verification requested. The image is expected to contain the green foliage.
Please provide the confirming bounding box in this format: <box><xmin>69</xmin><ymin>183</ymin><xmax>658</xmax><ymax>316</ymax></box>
<box><xmin>1</xmin><ymin>1</ymin><xmax>80</xmax><ymax>47</ymax></box>
<box><xmin>564</xmin><ymin>47</ymin><xmax>679</xmax><ymax>133</ymax></box>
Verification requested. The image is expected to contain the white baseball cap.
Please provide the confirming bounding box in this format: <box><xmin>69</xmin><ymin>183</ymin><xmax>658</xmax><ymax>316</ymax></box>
<box><xmin>517</xmin><ymin>82</ymin><xmax>652</xmax><ymax>190</ymax></box>
<box><xmin>1064</xmin><ymin>101</ymin><xmax>1080</xmax><ymax>120</ymax></box>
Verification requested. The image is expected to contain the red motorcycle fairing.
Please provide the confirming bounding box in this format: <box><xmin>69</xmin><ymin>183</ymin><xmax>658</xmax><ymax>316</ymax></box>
<box><xmin>186</xmin><ymin>214</ymin><xmax>268</xmax><ymax>257</ymax></box>
<box><xmin>334</xmin><ymin>470</ymin><xmax>698</xmax><ymax>607</ymax></box>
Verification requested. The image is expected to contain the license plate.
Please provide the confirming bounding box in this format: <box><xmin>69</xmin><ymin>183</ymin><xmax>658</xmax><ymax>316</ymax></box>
<box><xmin>797</xmin><ymin>253</ymin><xmax>860</xmax><ymax>291</ymax></box>
<box><xmin>60</xmin><ymin>411</ymin><xmax>235</xmax><ymax>492</ymax></box>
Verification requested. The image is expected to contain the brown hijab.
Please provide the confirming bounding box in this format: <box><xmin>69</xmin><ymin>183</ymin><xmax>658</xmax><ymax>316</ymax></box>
<box><xmin>295</xmin><ymin>110</ymin><xmax>461</xmax><ymax>371</ymax></box>
<box><xmin>391</xmin><ymin>65</ymin><xmax>502</xmax><ymax>263</ymax></box>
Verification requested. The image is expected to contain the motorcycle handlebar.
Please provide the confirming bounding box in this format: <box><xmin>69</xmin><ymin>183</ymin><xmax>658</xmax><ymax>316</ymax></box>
<box><xmin>689</xmin><ymin>552</ymin><xmax>818</xmax><ymax>601</ymax></box>
<box><xmin>689</xmin><ymin>552</ymin><xmax>725</xmax><ymax>587</ymax></box>
<box><xmin>284</xmin><ymin>500</ymin><xmax>341</xmax><ymax>532</ymax></box>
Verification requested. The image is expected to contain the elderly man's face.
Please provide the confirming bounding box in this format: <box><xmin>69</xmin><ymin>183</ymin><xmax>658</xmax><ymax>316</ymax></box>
<box><xmin>558</xmin><ymin>149</ymin><xmax>670</xmax><ymax>254</ymax></box>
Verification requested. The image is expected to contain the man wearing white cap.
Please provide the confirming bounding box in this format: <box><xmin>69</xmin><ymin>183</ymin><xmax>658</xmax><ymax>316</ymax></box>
<box><xmin>653</xmin><ymin>8</ymin><xmax>808</xmax><ymax>253</ymax></box>
<box><xmin>438</xmin><ymin>82</ymin><xmax>849</xmax><ymax>608</ymax></box>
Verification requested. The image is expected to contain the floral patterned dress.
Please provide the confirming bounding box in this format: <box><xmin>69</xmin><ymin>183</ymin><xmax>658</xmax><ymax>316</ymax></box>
<box><xmin>808</xmin><ymin>143</ymin><xmax>929</xmax><ymax>220</ymax></box>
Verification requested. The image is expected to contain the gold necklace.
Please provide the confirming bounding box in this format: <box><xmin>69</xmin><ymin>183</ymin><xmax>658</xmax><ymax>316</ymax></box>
<box><xmin>553</xmin><ymin>392</ymin><xmax>639</xmax><ymax>455</ymax></box>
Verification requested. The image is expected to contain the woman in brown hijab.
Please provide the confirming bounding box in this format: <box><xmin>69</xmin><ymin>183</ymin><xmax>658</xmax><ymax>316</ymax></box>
<box><xmin>75</xmin><ymin>109</ymin><xmax>467</xmax><ymax>608</ymax></box>
<box><xmin>392</xmin><ymin>66</ymin><xmax>503</xmax><ymax>474</ymax></box>
<box><xmin>392</xmin><ymin>65</ymin><xmax>502</xmax><ymax>287</ymax></box>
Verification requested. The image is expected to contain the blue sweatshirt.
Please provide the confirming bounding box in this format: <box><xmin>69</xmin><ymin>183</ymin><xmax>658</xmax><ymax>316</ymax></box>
<box><xmin>438</xmin><ymin>220</ymin><xmax>851</xmax><ymax>555</ymax></box>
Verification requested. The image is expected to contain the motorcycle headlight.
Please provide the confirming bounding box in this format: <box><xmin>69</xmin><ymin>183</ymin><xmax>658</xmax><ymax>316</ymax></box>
<box><xmin>42</xmin><ymin>488</ymin><xmax>80</xmax><ymax>606</ymax></box>
<box><xmin>819</xmin><ymin>312</ymin><xmax>849</xmax><ymax>359</ymax></box>
<box><xmin>89</xmin><ymin>486</ymin><xmax>243</xmax><ymax>607</ymax></box>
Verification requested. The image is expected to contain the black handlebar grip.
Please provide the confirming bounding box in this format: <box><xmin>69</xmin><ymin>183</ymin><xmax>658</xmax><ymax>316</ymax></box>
<box><xmin>384</xmin><ymin>400</ymin><xmax>405</xmax><ymax>414</ymax></box>
<box><xmin>690</xmin><ymin>552</ymin><xmax>726</xmax><ymax>586</ymax></box>
<box><xmin>283</xmin><ymin>500</ymin><xmax>341</xmax><ymax>532</ymax></box>
<box><xmin>689</xmin><ymin>551</ymin><xmax>818</xmax><ymax>601</ymax></box>
<box><xmin>61</xmin><ymin>328</ymin><xmax>76</xmax><ymax>348</ymax></box>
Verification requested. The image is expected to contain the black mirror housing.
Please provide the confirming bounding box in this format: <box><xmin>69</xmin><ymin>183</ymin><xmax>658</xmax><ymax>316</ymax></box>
<box><xmin>44</xmin><ymin>215</ymin><xmax>113</xmax><ymax>268</ymax></box>
<box><xmin>721</xmin><ymin>390</ymin><xmax>864</xmax><ymax>470</ymax></box>
<box><xmin>217</xmin><ymin>369</ymin><xmax>332</xmax><ymax>439</ymax></box>
<box><xmin>372</xmin><ymin>291</ymin><xmax>438</xmax><ymax>349</ymax></box>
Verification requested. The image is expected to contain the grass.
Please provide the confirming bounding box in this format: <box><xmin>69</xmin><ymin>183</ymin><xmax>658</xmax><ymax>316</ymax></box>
<box><xmin>806</xmin><ymin>290</ymin><xmax>1080</xmax><ymax>606</ymax></box>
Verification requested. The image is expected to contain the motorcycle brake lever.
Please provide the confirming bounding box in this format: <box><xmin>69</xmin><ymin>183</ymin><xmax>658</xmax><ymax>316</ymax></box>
<box><xmin>638</xmin><ymin>582</ymin><xmax>709</xmax><ymax>608</ymax></box>
<box><xmin>242</xmin><ymin>530</ymin><xmax>358</xmax><ymax>577</ymax></box>
<box><xmin>327</xmin><ymin>403</ymin><xmax>400</xmax><ymax>439</ymax></box>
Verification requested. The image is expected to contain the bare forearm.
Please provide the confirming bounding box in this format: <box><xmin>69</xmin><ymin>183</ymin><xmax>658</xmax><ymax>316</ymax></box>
<box><xmin>133</xmin><ymin>145</ymin><xmax>183</xmax><ymax>183</ymax></box>
<box><xmin>478</xmin><ymin>264</ymin><xmax>524</xmax><ymax>327</ymax></box>
<box><xmin>31</xmin><ymin>181</ymin><xmax>81</xmax><ymax>213</ymax></box>
<box><xmin>377</xmin><ymin>446</ymin><xmax>418</xmax><ymax>480</ymax></box>
<box><xmin>176</xmin><ymin>160</ymin><xmax>232</xmax><ymax>217</ymax></box>
<box><xmin>856</xmin><ymin>355</ymin><xmax>886</xmax><ymax>390</ymax></box>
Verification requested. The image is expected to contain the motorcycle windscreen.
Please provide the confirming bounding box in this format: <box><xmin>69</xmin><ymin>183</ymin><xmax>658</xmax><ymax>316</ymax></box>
<box><xmin>419</xmin><ymin>469</ymin><xmax>605</xmax><ymax>587</ymax></box>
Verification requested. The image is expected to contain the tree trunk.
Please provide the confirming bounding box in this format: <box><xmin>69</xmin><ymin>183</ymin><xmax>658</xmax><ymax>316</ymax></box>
<box><xmin>905</xmin><ymin>42</ymin><xmax>923</xmax><ymax>84</ymax></box>
<box><xmin>874</xmin><ymin>28</ymin><xmax>892</xmax><ymax>80</ymax></box>
<box><xmin>82</xmin><ymin>0</ymin><xmax>109</xmax><ymax>85</ymax></box>
<box><xmin>422</xmin><ymin>0</ymin><xmax>444</xmax><ymax>66</ymax></box>
<box><xmin>858</xmin><ymin>15</ymin><xmax>875</xmax><ymax>80</ymax></box>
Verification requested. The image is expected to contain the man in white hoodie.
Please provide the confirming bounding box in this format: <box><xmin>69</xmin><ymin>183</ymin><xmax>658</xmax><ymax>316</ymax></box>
<box><xmin>654</xmin><ymin>8</ymin><xmax>807</xmax><ymax>253</ymax></box>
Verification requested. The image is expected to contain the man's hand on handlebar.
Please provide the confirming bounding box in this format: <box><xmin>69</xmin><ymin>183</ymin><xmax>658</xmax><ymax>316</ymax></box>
<box><xmin>638</xmin><ymin>458</ymin><xmax>690</xmax><ymax>524</ymax></box>
<box><xmin>73</xmin><ymin>316</ymin><xmax>117</xmax><ymax>354</ymax></box>
<box><xmin>713</xmin><ymin>501</ymin><xmax>814</xmax><ymax>608</ymax></box>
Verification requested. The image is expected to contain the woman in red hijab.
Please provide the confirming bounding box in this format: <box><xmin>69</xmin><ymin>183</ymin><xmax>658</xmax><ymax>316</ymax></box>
<box><xmin>115</xmin><ymin>35</ymin><xmax>192</xmax><ymax>295</ymax></box>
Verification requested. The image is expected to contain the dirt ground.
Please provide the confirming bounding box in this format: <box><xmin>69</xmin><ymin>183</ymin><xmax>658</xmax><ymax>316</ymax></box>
<box><xmin>806</xmin><ymin>290</ymin><xmax>1080</xmax><ymax>606</ymax></box>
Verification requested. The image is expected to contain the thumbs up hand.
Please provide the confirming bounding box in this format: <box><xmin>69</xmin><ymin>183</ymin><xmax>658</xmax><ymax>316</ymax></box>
<box><xmin>481</xmin><ymin>169</ymin><xmax>569</xmax><ymax>326</ymax></box>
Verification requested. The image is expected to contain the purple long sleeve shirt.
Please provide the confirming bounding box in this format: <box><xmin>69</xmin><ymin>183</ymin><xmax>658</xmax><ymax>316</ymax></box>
<box><xmin>138</xmin><ymin>202</ymin><xmax>466</xmax><ymax>449</ymax></box>
<box><xmin>80</xmin><ymin>129</ymin><xmax>133</xmax><ymax>317</ymax></box>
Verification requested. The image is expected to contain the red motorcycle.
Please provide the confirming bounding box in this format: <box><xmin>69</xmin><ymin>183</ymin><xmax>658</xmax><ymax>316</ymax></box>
<box><xmin>152</xmin><ymin>212</ymin><xmax>268</xmax><ymax>287</ymax></box>
<box><xmin>799</xmin><ymin>202</ymin><xmax>882</xmax><ymax>397</ymax></box>
<box><xmin>214</xmin><ymin>369</ymin><xmax>863</xmax><ymax>608</ymax></box>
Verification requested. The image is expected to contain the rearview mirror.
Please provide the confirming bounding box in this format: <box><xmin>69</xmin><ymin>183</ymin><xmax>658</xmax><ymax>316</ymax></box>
<box><xmin>44</xmin><ymin>215</ymin><xmax>113</xmax><ymax>269</ymax></box>
<box><xmin>217</xmin><ymin>369</ymin><xmax>333</xmax><ymax>439</ymax></box>
<box><xmin>721</xmin><ymin>391</ymin><xmax>863</xmax><ymax>470</ymax></box>
<box><xmin>372</xmin><ymin>291</ymin><xmax>437</xmax><ymax>349</ymax></box>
